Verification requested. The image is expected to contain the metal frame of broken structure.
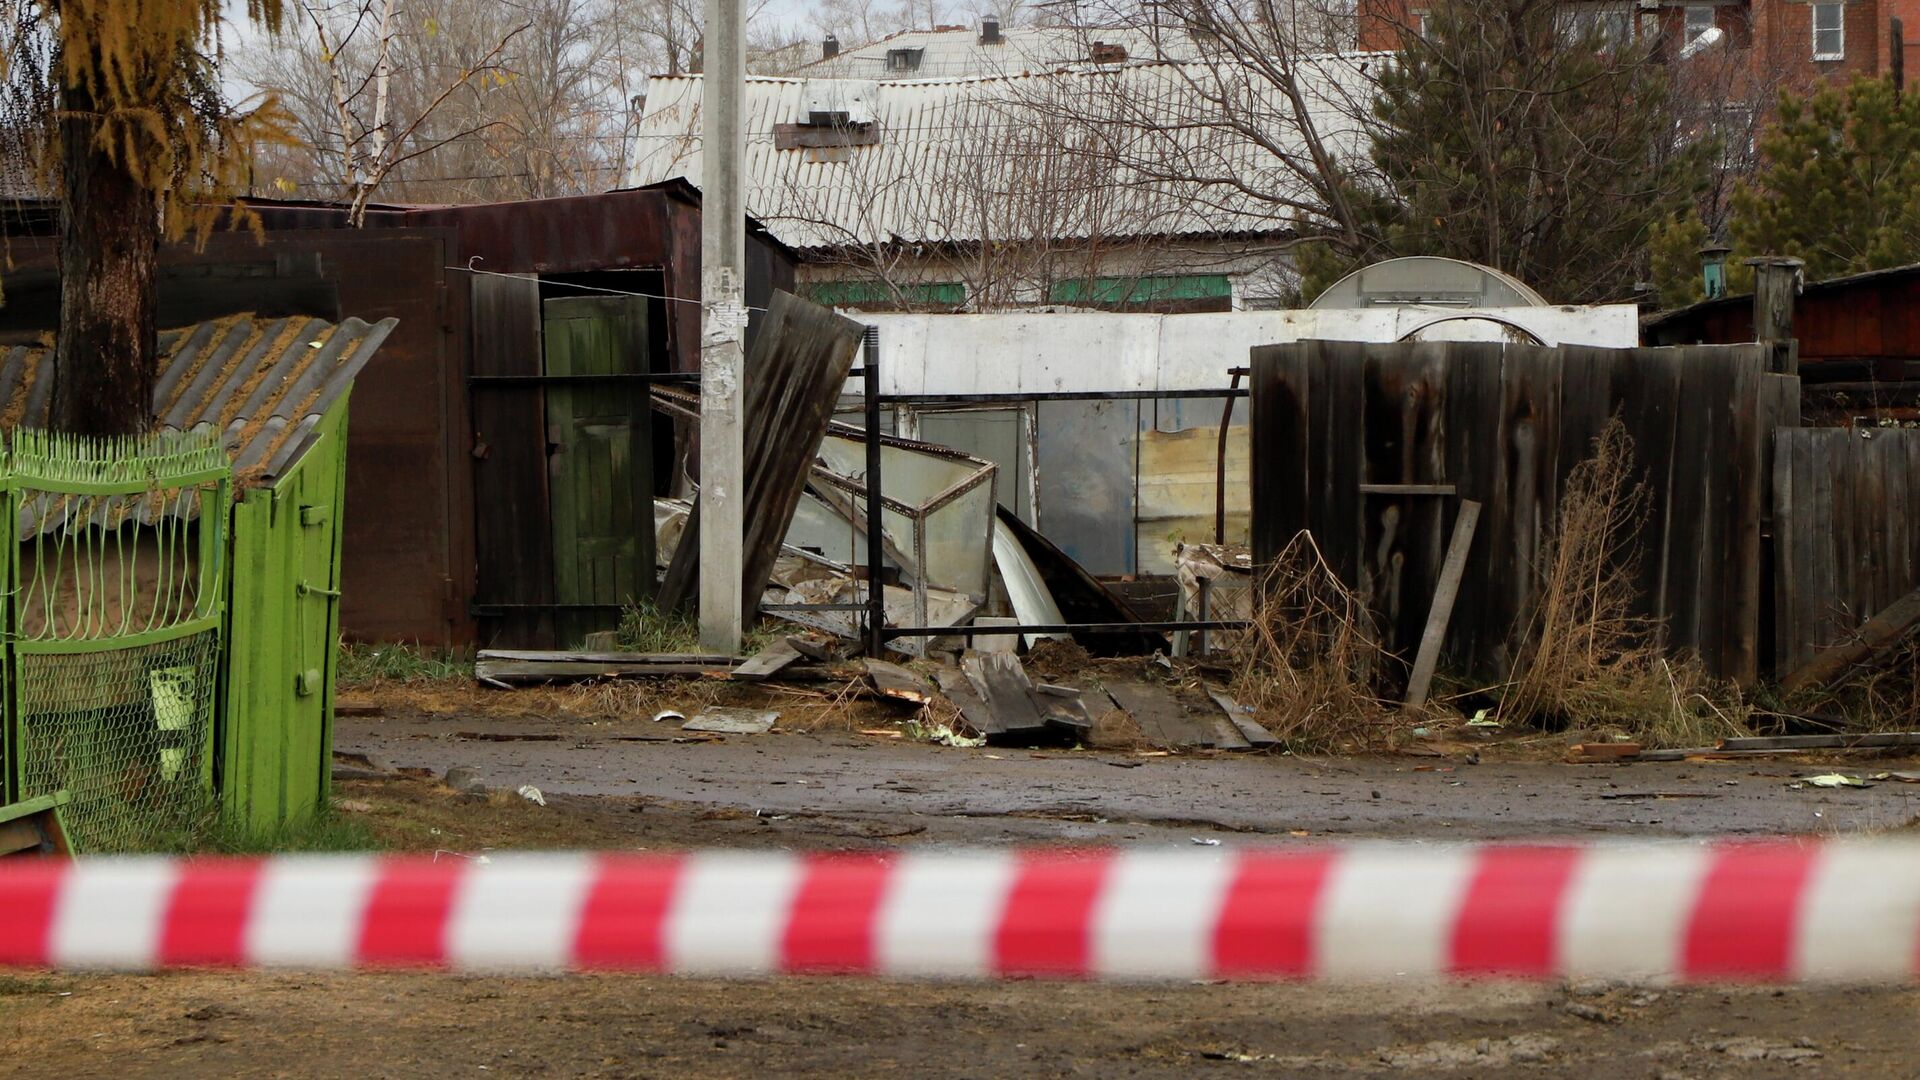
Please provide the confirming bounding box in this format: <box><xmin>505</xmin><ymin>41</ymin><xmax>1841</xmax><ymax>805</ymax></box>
<box><xmin>653</xmin><ymin>325</ymin><xmax>1247</xmax><ymax>656</ymax></box>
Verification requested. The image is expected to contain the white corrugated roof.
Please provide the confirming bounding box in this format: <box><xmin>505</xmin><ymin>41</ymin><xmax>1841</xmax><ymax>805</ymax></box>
<box><xmin>628</xmin><ymin>57</ymin><xmax>1378</xmax><ymax>252</ymax></box>
<box><xmin>790</xmin><ymin>25</ymin><xmax>1198</xmax><ymax>80</ymax></box>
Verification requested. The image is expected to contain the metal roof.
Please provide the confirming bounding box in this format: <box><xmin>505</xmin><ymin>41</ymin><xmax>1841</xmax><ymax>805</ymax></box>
<box><xmin>791</xmin><ymin>25</ymin><xmax>1200</xmax><ymax>80</ymax></box>
<box><xmin>0</xmin><ymin>314</ymin><xmax>398</xmax><ymax>485</ymax></box>
<box><xmin>628</xmin><ymin>57</ymin><xmax>1376</xmax><ymax>252</ymax></box>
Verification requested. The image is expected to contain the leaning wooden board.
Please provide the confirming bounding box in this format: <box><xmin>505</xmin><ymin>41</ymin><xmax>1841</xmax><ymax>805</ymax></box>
<box><xmin>1103</xmin><ymin>680</ymin><xmax>1234</xmax><ymax>749</ymax></box>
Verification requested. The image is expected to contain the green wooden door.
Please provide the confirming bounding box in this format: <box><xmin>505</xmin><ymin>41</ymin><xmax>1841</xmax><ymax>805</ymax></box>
<box><xmin>542</xmin><ymin>296</ymin><xmax>654</xmax><ymax>645</ymax></box>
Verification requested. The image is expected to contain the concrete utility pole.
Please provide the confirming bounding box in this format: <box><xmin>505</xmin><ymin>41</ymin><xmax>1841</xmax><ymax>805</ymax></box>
<box><xmin>699</xmin><ymin>0</ymin><xmax>747</xmax><ymax>652</ymax></box>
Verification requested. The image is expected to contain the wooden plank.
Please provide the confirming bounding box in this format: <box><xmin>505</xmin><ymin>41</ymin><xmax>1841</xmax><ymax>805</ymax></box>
<box><xmin>1206</xmin><ymin>688</ymin><xmax>1278</xmax><ymax>748</ymax></box>
<box><xmin>474</xmin><ymin>658</ymin><xmax>736</xmax><ymax>685</ymax></box>
<box><xmin>1662</xmin><ymin>350</ymin><xmax>1714</xmax><ymax>661</ymax></box>
<box><xmin>1791</xmin><ymin>428</ymin><xmax>1820</xmax><ymax>674</ymax></box>
<box><xmin>1358</xmin><ymin>483</ymin><xmax>1456</xmax><ymax>495</ymax></box>
<box><xmin>1323</xmin><ymin>341</ymin><xmax>1367</xmax><ymax>587</ymax></box>
<box><xmin>733</xmin><ymin>638</ymin><xmax>804</xmax><ymax>681</ymax></box>
<box><xmin>934</xmin><ymin>667</ymin><xmax>1003</xmax><ymax>737</ymax></box>
<box><xmin>1566</xmin><ymin>742</ymin><xmax>1643</xmax><ymax>763</ymax></box>
<box><xmin>1722</xmin><ymin>346</ymin><xmax>1764</xmax><ymax>685</ymax></box>
<box><xmin>865</xmin><ymin>658</ymin><xmax>932</xmax><ymax>704</ymax></box>
<box><xmin>1779</xmin><ymin>585</ymin><xmax>1920</xmax><ymax>693</ymax></box>
<box><xmin>468</xmin><ymin>272</ymin><xmax>556</xmax><ymax>647</ymax></box>
<box><xmin>1249</xmin><ymin>342</ymin><xmax>1311</xmax><ymax>566</ymax></box>
<box><xmin>1811</xmin><ymin>428</ymin><xmax>1843</xmax><ymax>658</ymax></box>
<box><xmin>478</xmin><ymin>649</ymin><xmax>734</xmax><ymax>664</ymax></box>
<box><xmin>1104</xmin><ymin>680</ymin><xmax>1218</xmax><ymax>749</ymax></box>
<box><xmin>1719</xmin><ymin>732</ymin><xmax>1920</xmax><ymax>751</ymax></box>
<box><xmin>1403</xmin><ymin>500</ymin><xmax>1482</xmax><ymax>709</ymax></box>
<box><xmin>1441</xmin><ymin>342</ymin><xmax>1507</xmax><ymax>678</ymax></box>
<box><xmin>658</xmin><ymin>291</ymin><xmax>865</xmax><ymax>621</ymax></box>
<box><xmin>1772</xmin><ymin>428</ymin><xmax>1799</xmax><ymax>677</ymax></box>
<box><xmin>1613</xmin><ymin>348</ymin><xmax>1679</xmax><ymax>650</ymax></box>
<box><xmin>1496</xmin><ymin>343</ymin><xmax>1562</xmax><ymax>678</ymax></box>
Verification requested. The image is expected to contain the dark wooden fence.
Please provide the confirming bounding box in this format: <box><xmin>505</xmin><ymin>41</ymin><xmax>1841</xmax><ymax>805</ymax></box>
<box><xmin>1773</xmin><ymin>428</ymin><xmax>1920</xmax><ymax>677</ymax></box>
<box><xmin>1250</xmin><ymin>340</ymin><xmax>1798</xmax><ymax>685</ymax></box>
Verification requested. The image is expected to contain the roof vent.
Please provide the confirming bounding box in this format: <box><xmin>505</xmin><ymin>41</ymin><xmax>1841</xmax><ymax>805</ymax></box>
<box><xmin>980</xmin><ymin>15</ymin><xmax>1002</xmax><ymax>44</ymax></box>
<box><xmin>822</xmin><ymin>34</ymin><xmax>840</xmax><ymax>60</ymax></box>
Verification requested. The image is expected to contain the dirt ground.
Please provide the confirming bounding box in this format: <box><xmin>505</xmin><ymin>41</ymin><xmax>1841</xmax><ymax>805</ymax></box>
<box><xmin>8</xmin><ymin>686</ymin><xmax>1920</xmax><ymax>1078</ymax></box>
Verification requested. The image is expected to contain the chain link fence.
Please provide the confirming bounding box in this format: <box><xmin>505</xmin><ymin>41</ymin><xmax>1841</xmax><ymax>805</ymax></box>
<box><xmin>5</xmin><ymin>431</ymin><xmax>231</xmax><ymax>851</ymax></box>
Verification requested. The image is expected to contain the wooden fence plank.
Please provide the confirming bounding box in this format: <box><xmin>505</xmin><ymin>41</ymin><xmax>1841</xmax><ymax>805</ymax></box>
<box><xmin>1404</xmin><ymin>500</ymin><xmax>1482</xmax><ymax>709</ymax></box>
<box><xmin>1772</xmin><ymin>430</ymin><xmax>1799</xmax><ymax>676</ymax></box>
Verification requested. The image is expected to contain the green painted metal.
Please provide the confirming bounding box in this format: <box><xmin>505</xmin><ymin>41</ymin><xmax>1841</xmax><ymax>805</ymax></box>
<box><xmin>221</xmin><ymin>397</ymin><xmax>352</xmax><ymax>836</ymax></box>
<box><xmin>542</xmin><ymin>296</ymin><xmax>653</xmax><ymax>646</ymax></box>
<box><xmin>806</xmin><ymin>280</ymin><xmax>966</xmax><ymax>308</ymax></box>
<box><xmin>1048</xmin><ymin>274</ymin><xmax>1231</xmax><ymax>306</ymax></box>
<box><xmin>3</xmin><ymin>428</ymin><xmax>231</xmax><ymax>851</ymax></box>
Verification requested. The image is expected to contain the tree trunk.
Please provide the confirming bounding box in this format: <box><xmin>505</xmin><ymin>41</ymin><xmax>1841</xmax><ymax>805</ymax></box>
<box><xmin>54</xmin><ymin>84</ymin><xmax>159</xmax><ymax>437</ymax></box>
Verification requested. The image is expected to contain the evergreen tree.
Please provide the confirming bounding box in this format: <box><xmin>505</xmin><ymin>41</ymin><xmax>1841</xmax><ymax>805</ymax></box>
<box><xmin>1651</xmin><ymin>75</ymin><xmax>1920</xmax><ymax>307</ymax></box>
<box><xmin>1</xmin><ymin>0</ymin><xmax>288</xmax><ymax>435</ymax></box>
<box><xmin>1302</xmin><ymin>0</ymin><xmax>1704</xmax><ymax>305</ymax></box>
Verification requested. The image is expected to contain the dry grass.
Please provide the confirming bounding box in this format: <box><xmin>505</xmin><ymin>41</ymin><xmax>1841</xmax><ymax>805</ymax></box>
<box><xmin>1228</xmin><ymin>532</ymin><xmax>1397</xmax><ymax>753</ymax></box>
<box><xmin>1500</xmin><ymin>419</ymin><xmax>1746</xmax><ymax>747</ymax></box>
<box><xmin>1782</xmin><ymin>635</ymin><xmax>1920</xmax><ymax>733</ymax></box>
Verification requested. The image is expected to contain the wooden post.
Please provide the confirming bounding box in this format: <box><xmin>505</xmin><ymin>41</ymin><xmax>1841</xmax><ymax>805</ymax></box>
<box><xmin>1746</xmin><ymin>256</ymin><xmax>1803</xmax><ymax>376</ymax></box>
<box><xmin>1404</xmin><ymin>500</ymin><xmax>1481</xmax><ymax>709</ymax></box>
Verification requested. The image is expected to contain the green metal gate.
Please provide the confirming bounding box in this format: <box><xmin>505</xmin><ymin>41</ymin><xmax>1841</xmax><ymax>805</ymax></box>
<box><xmin>3</xmin><ymin>431</ymin><xmax>232</xmax><ymax>851</ymax></box>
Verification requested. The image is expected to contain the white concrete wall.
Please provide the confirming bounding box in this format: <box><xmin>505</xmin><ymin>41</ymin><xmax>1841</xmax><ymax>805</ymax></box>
<box><xmin>845</xmin><ymin>306</ymin><xmax>1642</xmax><ymax>397</ymax></box>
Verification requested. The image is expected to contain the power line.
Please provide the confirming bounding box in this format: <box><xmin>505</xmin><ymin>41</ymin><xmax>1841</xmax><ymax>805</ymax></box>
<box><xmin>445</xmin><ymin>261</ymin><xmax>769</xmax><ymax>311</ymax></box>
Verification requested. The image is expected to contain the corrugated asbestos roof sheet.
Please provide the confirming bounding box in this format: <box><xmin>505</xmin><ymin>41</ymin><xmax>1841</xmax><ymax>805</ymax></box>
<box><xmin>792</xmin><ymin>26</ymin><xmax>1199</xmax><ymax>80</ymax></box>
<box><xmin>0</xmin><ymin>314</ymin><xmax>398</xmax><ymax>485</ymax></box>
<box><xmin>628</xmin><ymin>57</ymin><xmax>1376</xmax><ymax>252</ymax></box>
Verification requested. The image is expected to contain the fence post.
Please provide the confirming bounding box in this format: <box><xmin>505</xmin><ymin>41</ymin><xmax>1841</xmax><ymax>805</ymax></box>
<box><xmin>1747</xmin><ymin>256</ymin><xmax>1803</xmax><ymax>375</ymax></box>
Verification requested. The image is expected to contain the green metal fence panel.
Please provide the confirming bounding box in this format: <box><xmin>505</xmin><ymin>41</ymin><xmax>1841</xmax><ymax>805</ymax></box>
<box><xmin>222</xmin><ymin>398</ymin><xmax>350</xmax><ymax>836</ymax></box>
<box><xmin>5</xmin><ymin>430</ymin><xmax>231</xmax><ymax>851</ymax></box>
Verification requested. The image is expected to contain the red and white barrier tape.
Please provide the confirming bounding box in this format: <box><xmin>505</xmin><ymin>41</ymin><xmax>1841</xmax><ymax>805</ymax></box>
<box><xmin>3</xmin><ymin>841</ymin><xmax>1918</xmax><ymax>981</ymax></box>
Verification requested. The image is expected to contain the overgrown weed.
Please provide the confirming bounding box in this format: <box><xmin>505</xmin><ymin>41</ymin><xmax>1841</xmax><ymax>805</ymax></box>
<box><xmin>1500</xmin><ymin>418</ymin><xmax>1745</xmax><ymax>746</ymax></box>
<box><xmin>1229</xmin><ymin>532</ymin><xmax>1396</xmax><ymax>752</ymax></box>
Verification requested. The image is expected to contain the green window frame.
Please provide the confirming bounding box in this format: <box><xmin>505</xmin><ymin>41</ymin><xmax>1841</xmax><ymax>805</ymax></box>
<box><xmin>1048</xmin><ymin>274</ymin><xmax>1232</xmax><ymax>306</ymax></box>
<box><xmin>806</xmin><ymin>280</ymin><xmax>966</xmax><ymax>309</ymax></box>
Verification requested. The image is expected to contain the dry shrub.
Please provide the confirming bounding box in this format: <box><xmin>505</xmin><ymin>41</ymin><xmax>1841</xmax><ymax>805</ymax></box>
<box><xmin>1229</xmin><ymin>532</ymin><xmax>1396</xmax><ymax>752</ymax></box>
<box><xmin>1502</xmin><ymin>418</ymin><xmax>1744</xmax><ymax>746</ymax></box>
<box><xmin>1785</xmin><ymin>634</ymin><xmax>1920</xmax><ymax>733</ymax></box>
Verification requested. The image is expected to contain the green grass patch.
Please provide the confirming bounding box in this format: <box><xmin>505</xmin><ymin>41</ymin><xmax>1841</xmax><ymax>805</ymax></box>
<box><xmin>610</xmin><ymin>603</ymin><xmax>783</xmax><ymax>655</ymax></box>
<box><xmin>337</xmin><ymin>639</ymin><xmax>471</xmax><ymax>688</ymax></box>
<box><xmin>141</xmin><ymin>805</ymin><xmax>386</xmax><ymax>855</ymax></box>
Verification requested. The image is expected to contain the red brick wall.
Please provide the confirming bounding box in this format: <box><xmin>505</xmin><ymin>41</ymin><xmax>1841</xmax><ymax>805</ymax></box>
<box><xmin>1751</xmin><ymin>0</ymin><xmax>1891</xmax><ymax>91</ymax></box>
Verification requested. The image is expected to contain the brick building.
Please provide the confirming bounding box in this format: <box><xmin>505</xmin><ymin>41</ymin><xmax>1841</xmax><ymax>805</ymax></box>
<box><xmin>1358</xmin><ymin>1</ymin><xmax>1916</xmax><ymax>93</ymax></box>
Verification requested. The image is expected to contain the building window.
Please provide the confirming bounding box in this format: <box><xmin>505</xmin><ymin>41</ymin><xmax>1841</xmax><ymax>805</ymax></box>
<box><xmin>885</xmin><ymin>47</ymin><xmax>924</xmax><ymax>72</ymax></box>
<box><xmin>806</xmin><ymin>279</ymin><xmax>964</xmax><ymax>310</ymax></box>
<box><xmin>1557</xmin><ymin>3</ymin><xmax>1633</xmax><ymax>45</ymax></box>
<box><xmin>1812</xmin><ymin>2</ymin><xmax>1844</xmax><ymax>60</ymax></box>
<box><xmin>1048</xmin><ymin>274</ymin><xmax>1233</xmax><ymax>311</ymax></box>
<box><xmin>1412</xmin><ymin>8</ymin><xmax>1431</xmax><ymax>37</ymax></box>
<box><xmin>1684</xmin><ymin>4</ymin><xmax>1715</xmax><ymax>44</ymax></box>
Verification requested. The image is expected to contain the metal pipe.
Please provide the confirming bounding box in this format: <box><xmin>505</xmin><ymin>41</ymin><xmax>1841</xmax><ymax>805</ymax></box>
<box><xmin>863</xmin><ymin>326</ymin><xmax>886</xmax><ymax>656</ymax></box>
<box><xmin>879</xmin><ymin>620</ymin><xmax>1248</xmax><ymax>639</ymax></box>
<box><xmin>1215</xmin><ymin>368</ymin><xmax>1242</xmax><ymax>544</ymax></box>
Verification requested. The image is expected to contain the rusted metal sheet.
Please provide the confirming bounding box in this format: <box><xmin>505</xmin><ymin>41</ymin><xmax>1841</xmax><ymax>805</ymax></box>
<box><xmin>2</xmin><ymin>184</ymin><xmax>797</xmax><ymax>649</ymax></box>
<box><xmin>1644</xmin><ymin>262</ymin><xmax>1920</xmax><ymax>374</ymax></box>
<box><xmin>0</xmin><ymin>314</ymin><xmax>396</xmax><ymax>486</ymax></box>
